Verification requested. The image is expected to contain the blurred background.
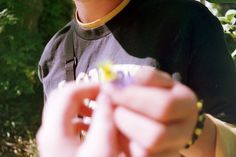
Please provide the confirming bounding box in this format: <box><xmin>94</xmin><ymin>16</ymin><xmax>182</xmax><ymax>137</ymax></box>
<box><xmin>0</xmin><ymin>0</ymin><xmax>235</xmax><ymax>156</ymax></box>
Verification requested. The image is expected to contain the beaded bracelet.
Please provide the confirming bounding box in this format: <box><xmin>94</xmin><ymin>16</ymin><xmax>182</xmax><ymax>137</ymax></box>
<box><xmin>184</xmin><ymin>101</ymin><xmax>206</xmax><ymax>149</ymax></box>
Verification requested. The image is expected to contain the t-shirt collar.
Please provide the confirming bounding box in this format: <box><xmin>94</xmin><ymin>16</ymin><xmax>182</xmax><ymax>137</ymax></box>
<box><xmin>75</xmin><ymin>0</ymin><xmax>130</xmax><ymax>29</ymax></box>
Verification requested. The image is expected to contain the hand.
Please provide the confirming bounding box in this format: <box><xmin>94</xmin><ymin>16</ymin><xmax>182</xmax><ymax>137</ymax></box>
<box><xmin>37</xmin><ymin>82</ymin><xmax>118</xmax><ymax>157</ymax></box>
<box><xmin>103</xmin><ymin>67</ymin><xmax>198</xmax><ymax>157</ymax></box>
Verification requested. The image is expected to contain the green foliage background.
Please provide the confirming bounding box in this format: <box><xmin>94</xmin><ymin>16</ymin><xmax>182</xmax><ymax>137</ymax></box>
<box><xmin>0</xmin><ymin>1</ymin><xmax>235</xmax><ymax>157</ymax></box>
<box><xmin>0</xmin><ymin>0</ymin><xmax>73</xmax><ymax>156</ymax></box>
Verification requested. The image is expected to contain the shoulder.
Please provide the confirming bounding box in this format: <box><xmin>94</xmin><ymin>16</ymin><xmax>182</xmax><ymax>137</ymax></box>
<box><xmin>138</xmin><ymin>0</ymin><xmax>217</xmax><ymax>22</ymax></box>
<box><xmin>153</xmin><ymin>0</ymin><xmax>223</xmax><ymax>40</ymax></box>
<box><xmin>39</xmin><ymin>20</ymin><xmax>74</xmax><ymax>77</ymax></box>
<box><xmin>38</xmin><ymin>20</ymin><xmax>77</xmax><ymax>97</ymax></box>
<box><xmin>127</xmin><ymin>0</ymin><xmax>220</xmax><ymax>34</ymax></box>
<box><xmin>39</xmin><ymin>20</ymin><xmax>74</xmax><ymax>66</ymax></box>
<box><xmin>38</xmin><ymin>20</ymin><xmax>75</xmax><ymax>80</ymax></box>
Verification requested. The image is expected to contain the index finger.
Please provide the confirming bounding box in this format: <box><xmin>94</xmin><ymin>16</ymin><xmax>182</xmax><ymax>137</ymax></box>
<box><xmin>105</xmin><ymin>83</ymin><xmax>197</xmax><ymax>123</ymax></box>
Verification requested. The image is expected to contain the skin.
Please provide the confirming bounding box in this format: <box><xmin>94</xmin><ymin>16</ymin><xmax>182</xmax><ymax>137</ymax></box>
<box><xmin>74</xmin><ymin>0</ymin><xmax>123</xmax><ymax>23</ymax></box>
<box><xmin>37</xmin><ymin>1</ymin><xmax>217</xmax><ymax>156</ymax></box>
<box><xmin>103</xmin><ymin>67</ymin><xmax>216</xmax><ymax>157</ymax></box>
<box><xmin>37</xmin><ymin>68</ymin><xmax>216</xmax><ymax>157</ymax></box>
<box><xmin>37</xmin><ymin>83</ymin><xmax>119</xmax><ymax>157</ymax></box>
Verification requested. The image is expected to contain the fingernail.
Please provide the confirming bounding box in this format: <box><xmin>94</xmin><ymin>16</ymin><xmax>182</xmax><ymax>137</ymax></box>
<box><xmin>172</xmin><ymin>72</ymin><xmax>182</xmax><ymax>82</ymax></box>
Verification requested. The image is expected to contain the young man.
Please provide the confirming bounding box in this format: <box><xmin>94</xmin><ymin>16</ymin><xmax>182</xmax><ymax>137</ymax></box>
<box><xmin>37</xmin><ymin>0</ymin><xmax>236</xmax><ymax>156</ymax></box>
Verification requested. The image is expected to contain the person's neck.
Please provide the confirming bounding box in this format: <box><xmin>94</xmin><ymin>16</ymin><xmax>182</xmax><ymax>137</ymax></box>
<box><xmin>75</xmin><ymin>0</ymin><xmax>123</xmax><ymax>23</ymax></box>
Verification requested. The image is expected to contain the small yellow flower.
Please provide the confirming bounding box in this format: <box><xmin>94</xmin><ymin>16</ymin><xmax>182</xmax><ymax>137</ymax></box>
<box><xmin>99</xmin><ymin>61</ymin><xmax>117</xmax><ymax>82</ymax></box>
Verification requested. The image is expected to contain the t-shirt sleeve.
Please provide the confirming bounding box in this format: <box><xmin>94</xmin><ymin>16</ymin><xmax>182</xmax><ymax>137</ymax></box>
<box><xmin>186</xmin><ymin>5</ymin><xmax>236</xmax><ymax>124</ymax></box>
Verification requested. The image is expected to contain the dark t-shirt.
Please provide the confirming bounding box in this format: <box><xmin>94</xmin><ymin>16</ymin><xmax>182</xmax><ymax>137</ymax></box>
<box><xmin>38</xmin><ymin>0</ymin><xmax>236</xmax><ymax>124</ymax></box>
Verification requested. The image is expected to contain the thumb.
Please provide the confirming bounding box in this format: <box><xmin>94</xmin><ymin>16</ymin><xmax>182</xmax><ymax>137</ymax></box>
<box><xmin>78</xmin><ymin>93</ymin><xmax>118</xmax><ymax>157</ymax></box>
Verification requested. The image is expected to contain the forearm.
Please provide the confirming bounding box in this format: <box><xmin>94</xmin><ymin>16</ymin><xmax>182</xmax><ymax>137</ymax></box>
<box><xmin>181</xmin><ymin>114</ymin><xmax>216</xmax><ymax>157</ymax></box>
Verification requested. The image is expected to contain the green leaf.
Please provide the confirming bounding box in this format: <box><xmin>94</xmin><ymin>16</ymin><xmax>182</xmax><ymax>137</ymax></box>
<box><xmin>218</xmin><ymin>17</ymin><xmax>230</xmax><ymax>23</ymax></box>
<box><xmin>207</xmin><ymin>0</ymin><xmax>236</xmax><ymax>3</ymax></box>
<box><xmin>231</xmin><ymin>49</ymin><xmax>236</xmax><ymax>57</ymax></box>
<box><xmin>225</xmin><ymin>9</ymin><xmax>236</xmax><ymax>22</ymax></box>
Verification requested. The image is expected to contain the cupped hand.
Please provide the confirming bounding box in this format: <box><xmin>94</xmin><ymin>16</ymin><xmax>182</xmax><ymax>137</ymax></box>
<box><xmin>37</xmin><ymin>82</ymin><xmax>118</xmax><ymax>157</ymax></box>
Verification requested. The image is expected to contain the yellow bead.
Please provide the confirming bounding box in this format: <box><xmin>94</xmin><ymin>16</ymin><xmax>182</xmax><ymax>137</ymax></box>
<box><xmin>197</xmin><ymin>101</ymin><xmax>203</xmax><ymax>110</ymax></box>
<box><xmin>188</xmin><ymin>140</ymin><xmax>193</xmax><ymax>145</ymax></box>
<box><xmin>198</xmin><ymin>114</ymin><xmax>205</xmax><ymax>122</ymax></box>
<box><xmin>195</xmin><ymin>128</ymin><xmax>202</xmax><ymax>136</ymax></box>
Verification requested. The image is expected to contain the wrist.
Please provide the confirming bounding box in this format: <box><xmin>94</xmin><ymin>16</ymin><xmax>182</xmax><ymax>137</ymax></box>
<box><xmin>181</xmin><ymin>114</ymin><xmax>216</xmax><ymax>157</ymax></box>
